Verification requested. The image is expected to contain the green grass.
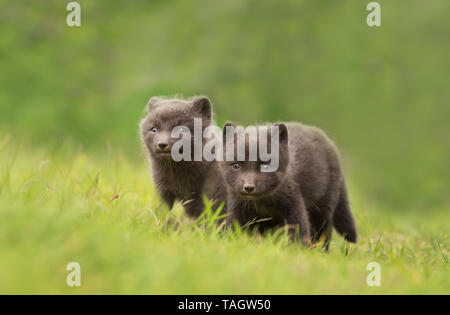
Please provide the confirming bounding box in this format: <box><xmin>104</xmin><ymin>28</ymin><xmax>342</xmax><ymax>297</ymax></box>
<box><xmin>0</xmin><ymin>137</ymin><xmax>448</xmax><ymax>294</ymax></box>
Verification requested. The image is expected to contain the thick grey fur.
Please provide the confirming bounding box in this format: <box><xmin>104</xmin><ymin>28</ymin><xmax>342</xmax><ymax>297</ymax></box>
<box><xmin>221</xmin><ymin>122</ymin><xmax>358</xmax><ymax>249</ymax></box>
<box><xmin>140</xmin><ymin>96</ymin><xmax>225</xmax><ymax>218</ymax></box>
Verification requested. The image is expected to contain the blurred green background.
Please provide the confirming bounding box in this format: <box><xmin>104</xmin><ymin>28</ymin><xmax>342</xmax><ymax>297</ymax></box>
<box><xmin>1</xmin><ymin>0</ymin><xmax>449</xmax><ymax>210</ymax></box>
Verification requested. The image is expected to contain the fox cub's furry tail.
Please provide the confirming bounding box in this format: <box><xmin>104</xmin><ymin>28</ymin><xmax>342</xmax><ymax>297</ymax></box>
<box><xmin>333</xmin><ymin>182</ymin><xmax>358</xmax><ymax>243</ymax></box>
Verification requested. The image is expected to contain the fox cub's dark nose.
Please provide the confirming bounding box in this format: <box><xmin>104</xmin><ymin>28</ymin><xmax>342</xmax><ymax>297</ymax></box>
<box><xmin>158</xmin><ymin>142</ymin><xmax>168</xmax><ymax>150</ymax></box>
<box><xmin>243</xmin><ymin>184</ymin><xmax>255</xmax><ymax>193</ymax></box>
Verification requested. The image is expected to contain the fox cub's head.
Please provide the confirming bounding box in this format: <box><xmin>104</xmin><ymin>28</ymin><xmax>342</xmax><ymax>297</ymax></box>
<box><xmin>140</xmin><ymin>96</ymin><xmax>212</xmax><ymax>160</ymax></box>
<box><xmin>221</xmin><ymin>122</ymin><xmax>289</xmax><ymax>199</ymax></box>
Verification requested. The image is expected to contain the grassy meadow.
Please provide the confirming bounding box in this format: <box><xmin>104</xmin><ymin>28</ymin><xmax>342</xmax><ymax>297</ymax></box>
<box><xmin>0</xmin><ymin>1</ymin><xmax>449</xmax><ymax>294</ymax></box>
<box><xmin>0</xmin><ymin>137</ymin><xmax>448</xmax><ymax>294</ymax></box>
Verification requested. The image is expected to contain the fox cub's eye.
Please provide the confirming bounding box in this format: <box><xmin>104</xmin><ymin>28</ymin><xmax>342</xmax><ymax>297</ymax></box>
<box><xmin>177</xmin><ymin>126</ymin><xmax>188</xmax><ymax>133</ymax></box>
<box><xmin>150</xmin><ymin>127</ymin><xmax>158</xmax><ymax>133</ymax></box>
<box><xmin>261</xmin><ymin>163</ymin><xmax>270</xmax><ymax>170</ymax></box>
<box><xmin>231</xmin><ymin>163</ymin><xmax>241</xmax><ymax>170</ymax></box>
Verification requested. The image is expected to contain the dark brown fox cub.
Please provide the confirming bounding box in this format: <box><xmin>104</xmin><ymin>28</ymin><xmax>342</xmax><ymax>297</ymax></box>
<box><xmin>140</xmin><ymin>96</ymin><xmax>225</xmax><ymax>218</ymax></box>
<box><xmin>222</xmin><ymin>122</ymin><xmax>357</xmax><ymax>249</ymax></box>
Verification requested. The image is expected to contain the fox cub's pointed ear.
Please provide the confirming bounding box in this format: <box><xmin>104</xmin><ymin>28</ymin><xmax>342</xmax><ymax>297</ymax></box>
<box><xmin>146</xmin><ymin>96</ymin><xmax>161</xmax><ymax>112</ymax></box>
<box><xmin>191</xmin><ymin>97</ymin><xmax>212</xmax><ymax>119</ymax></box>
<box><xmin>223</xmin><ymin>121</ymin><xmax>236</xmax><ymax>141</ymax></box>
<box><xmin>274</xmin><ymin>123</ymin><xmax>288</xmax><ymax>144</ymax></box>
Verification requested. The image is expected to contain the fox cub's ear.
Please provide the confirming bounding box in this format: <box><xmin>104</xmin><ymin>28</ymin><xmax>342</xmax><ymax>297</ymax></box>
<box><xmin>146</xmin><ymin>96</ymin><xmax>161</xmax><ymax>112</ymax></box>
<box><xmin>273</xmin><ymin>123</ymin><xmax>288</xmax><ymax>144</ymax></box>
<box><xmin>222</xmin><ymin>121</ymin><xmax>236</xmax><ymax>141</ymax></box>
<box><xmin>223</xmin><ymin>121</ymin><xmax>236</xmax><ymax>129</ymax></box>
<box><xmin>191</xmin><ymin>97</ymin><xmax>212</xmax><ymax>120</ymax></box>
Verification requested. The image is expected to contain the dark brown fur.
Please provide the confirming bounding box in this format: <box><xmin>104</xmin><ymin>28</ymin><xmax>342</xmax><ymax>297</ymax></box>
<box><xmin>140</xmin><ymin>96</ymin><xmax>225</xmax><ymax>218</ymax></box>
<box><xmin>221</xmin><ymin>122</ymin><xmax>358</xmax><ymax>249</ymax></box>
